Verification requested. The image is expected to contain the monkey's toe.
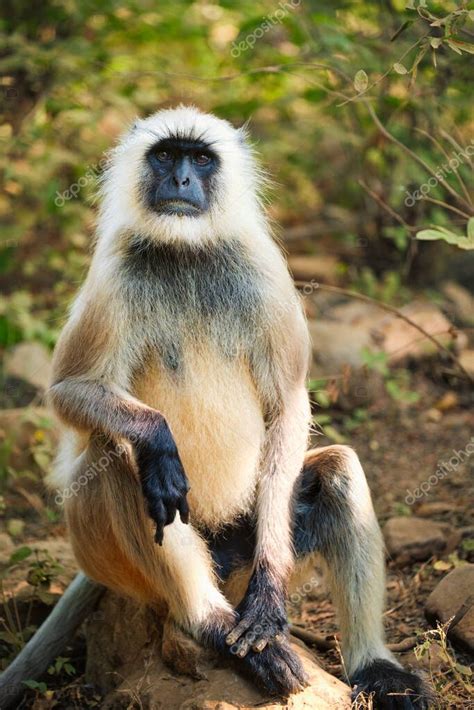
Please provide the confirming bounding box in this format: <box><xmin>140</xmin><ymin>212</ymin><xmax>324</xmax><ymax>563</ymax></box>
<box><xmin>237</xmin><ymin>639</ymin><xmax>309</xmax><ymax>697</ymax></box>
<box><xmin>351</xmin><ymin>659</ymin><xmax>435</xmax><ymax>709</ymax></box>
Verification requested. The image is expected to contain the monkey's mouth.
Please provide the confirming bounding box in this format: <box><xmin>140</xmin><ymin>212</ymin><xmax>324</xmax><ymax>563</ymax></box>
<box><xmin>156</xmin><ymin>199</ymin><xmax>203</xmax><ymax>217</ymax></box>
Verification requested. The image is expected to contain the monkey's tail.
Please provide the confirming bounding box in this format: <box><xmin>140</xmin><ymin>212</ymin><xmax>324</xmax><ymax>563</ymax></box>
<box><xmin>0</xmin><ymin>572</ymin><xmax>103</xmax><ymax>709</ymax></box>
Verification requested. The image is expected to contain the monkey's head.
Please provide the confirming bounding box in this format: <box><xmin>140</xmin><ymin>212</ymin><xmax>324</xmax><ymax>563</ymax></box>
<box><xmin>100</xmin><ymin>106</ymin><xmax>267</xmax><ymax>247</ymax></box>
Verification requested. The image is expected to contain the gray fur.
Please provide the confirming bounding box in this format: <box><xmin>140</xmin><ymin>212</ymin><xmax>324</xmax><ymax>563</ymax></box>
<box><xmin>118</xmin><ymin>235</ymin><xmax>266</xmax><ymax>375</ymax></box>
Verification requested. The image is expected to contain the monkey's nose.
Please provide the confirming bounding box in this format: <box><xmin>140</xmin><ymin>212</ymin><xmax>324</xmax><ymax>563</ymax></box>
<box><xmin>173</xmin><ymin>175</ymin><xmax>190</xmax><ymax>187</ymax></box>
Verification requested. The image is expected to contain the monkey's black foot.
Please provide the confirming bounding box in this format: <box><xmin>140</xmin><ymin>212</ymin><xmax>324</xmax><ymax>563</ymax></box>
<box><xmin>226</xmin><ymin>564</ymin><xmax>287</xmax><ymax>655</ymax></box>
<box><xmin>351</xmin><ymin>659</ymin><xmax>435</xmax><ymax>709</ymax></box>
<box><xmin>203</xmin><ymin>618</ymin><xmax>307</xmax><ymax>697</ymax></box>
<box><xmin>236</xmin><ymin>638</ymin><xmax>309</xmax><ymax>697</ymax></box>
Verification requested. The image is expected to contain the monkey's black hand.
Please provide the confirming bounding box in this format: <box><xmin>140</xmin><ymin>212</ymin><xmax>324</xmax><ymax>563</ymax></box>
<box><xmin>134</xmin><ymin>420</ymin><xmax>190</xmax><ymax>545</ymax></box>
<box><xmin>226</xmin><ymin>565</ymin><xmax>288</xmax><ymax>656</ymax></box>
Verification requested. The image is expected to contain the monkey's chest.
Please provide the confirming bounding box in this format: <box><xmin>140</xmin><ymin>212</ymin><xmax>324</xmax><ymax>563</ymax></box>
<box><xmin>134</xmin><ymin>345</ymin><xmax>265</xmax><ymax>528</ymax></box>
<box><xmin>123</xmin><ymin>237</ymin><xmax>266</xmax><ymax>374</ymax></box>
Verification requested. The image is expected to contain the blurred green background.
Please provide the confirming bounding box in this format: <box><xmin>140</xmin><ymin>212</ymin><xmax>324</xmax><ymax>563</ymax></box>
<box><xmin>0</xmin><ymin>0</ymin><xmax>473</xmax><ymax>349</ymax></box>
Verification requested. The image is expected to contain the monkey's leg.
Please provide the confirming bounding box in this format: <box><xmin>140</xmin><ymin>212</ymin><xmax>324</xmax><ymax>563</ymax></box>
<box><xmin>65</xmin><ymin>437</ymin><xmax>302</xmax><ymax>696</ymax></box>
<box><xmin>293</xmin><ymin>445</ymin><xmax>434</xmax><ymax>709</ymax></box>
<box><xmin>65</xmin><ymin>436</ymin><xmax>234</xmax><ymax>631</ymax></box>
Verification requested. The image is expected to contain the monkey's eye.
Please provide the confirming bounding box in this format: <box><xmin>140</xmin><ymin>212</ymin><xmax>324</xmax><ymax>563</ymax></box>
<box><xmin>156</xmin><ymin>151</ymin><xmax>172</xmax><ymax>162</ymax></box>
<box><xmin>194</xmin><ymin>154</ymin><xmax>211</xmax><ymax>166</ymax></box>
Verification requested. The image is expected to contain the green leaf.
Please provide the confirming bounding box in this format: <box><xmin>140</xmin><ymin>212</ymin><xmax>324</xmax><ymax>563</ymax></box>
<box><xmin>467</xmin><ymin>217</ymin><xmax>474</xmax><ymax>241</ymax></box>
<box><xmin>462</xmin><ymin>538</ymin><xmax>474</xmax><ymax>552</ymax></box>
<box><xmin>455</xmin><ymin>662</ymin><xmax>472</xmax><ymax>676</ymax></box>
<box><xmin>354</xmin><ymin>69</ymin><xmax>368</xmax><ymax>93</ymax></box>
<box><xmin>322</xmin><ymin>425</ymin><xmax>346</xmax><ymax>444</ymax></box>
<box><xmin>9</xmin><ymin>546</ymin><xmax>32</xmax><ymax>564</ymax></box>
<box><xmin>416</xmin><ymin>227</ymin><xmax>474</xmax><ymax>250</ymax></box>
<box><xmin>446</xmin><ymin>40</ymin><xmax>463</xmax><ymax>55</ymax></box>
<box><xmin>22</xmin><ymin>680</ymin><xmax>48</xmax><ymax>693</ymax></box>
<box><xmin>446</xmin><ymin>39</ymin><xmax>474</xmax><ymax>55</ymax></box>
<box><xmin>433</xmin><ymin>560</ymin><xmax>451</xmax><ymax>571</ymax></box>
<box><xmin>393</xmin><ymin>62</ymin><xmax>407</xmax><ymax>74</ymax></box>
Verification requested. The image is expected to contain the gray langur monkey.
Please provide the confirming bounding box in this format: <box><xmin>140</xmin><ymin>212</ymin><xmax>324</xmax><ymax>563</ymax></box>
<box><xmin>48</xmin><ymin>106</ymin><xmax>433</xmax><ymax>707</ymax></box>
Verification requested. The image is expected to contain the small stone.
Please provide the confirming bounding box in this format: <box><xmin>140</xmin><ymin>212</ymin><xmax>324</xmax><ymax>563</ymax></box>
<box><xmin>4</xmin><ymin>341</ymin><xmax>52</xmax><ymax>391</ymax></box>
<box><xmin>425</xmin><ymin>565</ymin><xmax>474</xmax><ymax>653</ymax></box>
<box><xmin>434</xmin><ymin>391</ymin><xmax>459</xmax><ymax>412</ymax></box>
<box><xmin>384</xmin><ymin>516</ymin><xmax>456</xmax><ymax>563</ymax></box>
<box><xmin>426</xmin><ymin>408</ymin><xmax>442</xmax><ymax>423</ymax></box>
<box><xmin>416</xmin><ymin>502</ymin><xmax>458</xmax><ymax>517</ymax></box>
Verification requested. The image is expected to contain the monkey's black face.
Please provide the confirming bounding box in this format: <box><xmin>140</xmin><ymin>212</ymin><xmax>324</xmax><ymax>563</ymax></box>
<box><xmin>145</xmin><ymin>138</ymin><xmax>219</xmax><ymax>217</ymax></box>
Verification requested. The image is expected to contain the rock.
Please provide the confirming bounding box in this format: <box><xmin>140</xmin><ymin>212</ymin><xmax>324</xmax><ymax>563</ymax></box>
<box><xmin>425</xmin><ymin>565</ymin><xmax>474</xmax><ymax>653</ymax></box>
<box><xmin>383</xmin><ymin>516</ymin><xmax>460</xmax><ymax>563</ymax></box>
<box><xmin>4</xmin><ymin>341</ymin><xmax>52</xmax><ymax>392</ymax></box>
<box><xmin>308</xmin><ymin>320</ymin><xmax>373</xmax><ymax>374</ymax></box>
<box><xmin>87</xmin><ymin>592</ymin><xmax>351</xmax><ymax>709</ymax></box>
<box><xmin>0</xmin><ymin>406</ymin><xmax>56</xmax><ymax>473</ymax></box>
<box><xmin>442</xmin><ymin>281</ymin><xmax>474</xmax><ymax>326</ymax></box>
<box><xmin>415</xmin><ymin>502</ymin><xmax>459</xmax><ymax>518</ymax></box>
<box><xmin>433</xmin><ymin>391</ymin><xmax>459</xmax><ymax>412</ymax></box>
<box><xmin>288</xmin><ymin>255</ymin><xmax>341</xmax><ymax>284</ymax></box>
<box><xmin>458</xmin><ymin>350</ymin><xmax>474</xmax><ymax>378</ymax></box>
<box><xmin>374</xmin><ymin>301</ymin><xmax>467</xmax><ymax>364</ymax></box>
<box><xmin>308</xmin><ymin>300</ymin><xmax>465</xmax><ymax>376</ymax></box>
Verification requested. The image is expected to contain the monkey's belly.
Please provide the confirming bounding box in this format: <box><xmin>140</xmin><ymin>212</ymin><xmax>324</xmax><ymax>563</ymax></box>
<box><xmin>133</xmin><ymin>348</ymin><xmax>265</xmax><ymax>528</ymax></box>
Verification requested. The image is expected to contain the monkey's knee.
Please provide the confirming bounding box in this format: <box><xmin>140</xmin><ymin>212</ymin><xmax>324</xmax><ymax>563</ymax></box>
<box><xmin>293</xmin><ymin>445</ymin><xmax>378</xmax><ymax>558</ymax></box>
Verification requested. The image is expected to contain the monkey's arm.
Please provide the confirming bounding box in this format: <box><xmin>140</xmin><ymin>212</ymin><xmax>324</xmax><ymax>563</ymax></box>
<box><xmin>227</xmin><ymin>303</ymin><xmax>311</xmax><ymax>656</ymax></box>
<box><xmin>49</xmin><ymin>303</ymin><xmax>190</xmax><ymax>543</ymax></box>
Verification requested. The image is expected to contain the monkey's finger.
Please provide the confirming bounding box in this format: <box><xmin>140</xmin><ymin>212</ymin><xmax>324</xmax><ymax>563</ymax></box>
<box><xmin>252</xmin><ymin>637</ymin><xmax>268</xmax><ymax>653</ymax></box>
<box><xmin>226</xmin><ymin>617</ymin><xmax>253</xmax><ymax>645</ymax></box>
<box><xmin>177</xmin><ymin>496</ymin><xmax>190</xmax><ymax>524</ymax></box>
<box><xmin>164</xmin><ymin>501</ymin><xmax>177</xmax><ymax>526</ymax></box>
<box><xmin>235</xmin><ymin>636</ymin><xmax>252</xmax><ymax>658</ymax></box>
<box><xmin>152</xmin><ymin>499</ymin><xmax>167</xmax><ymax>545</ymax></box>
